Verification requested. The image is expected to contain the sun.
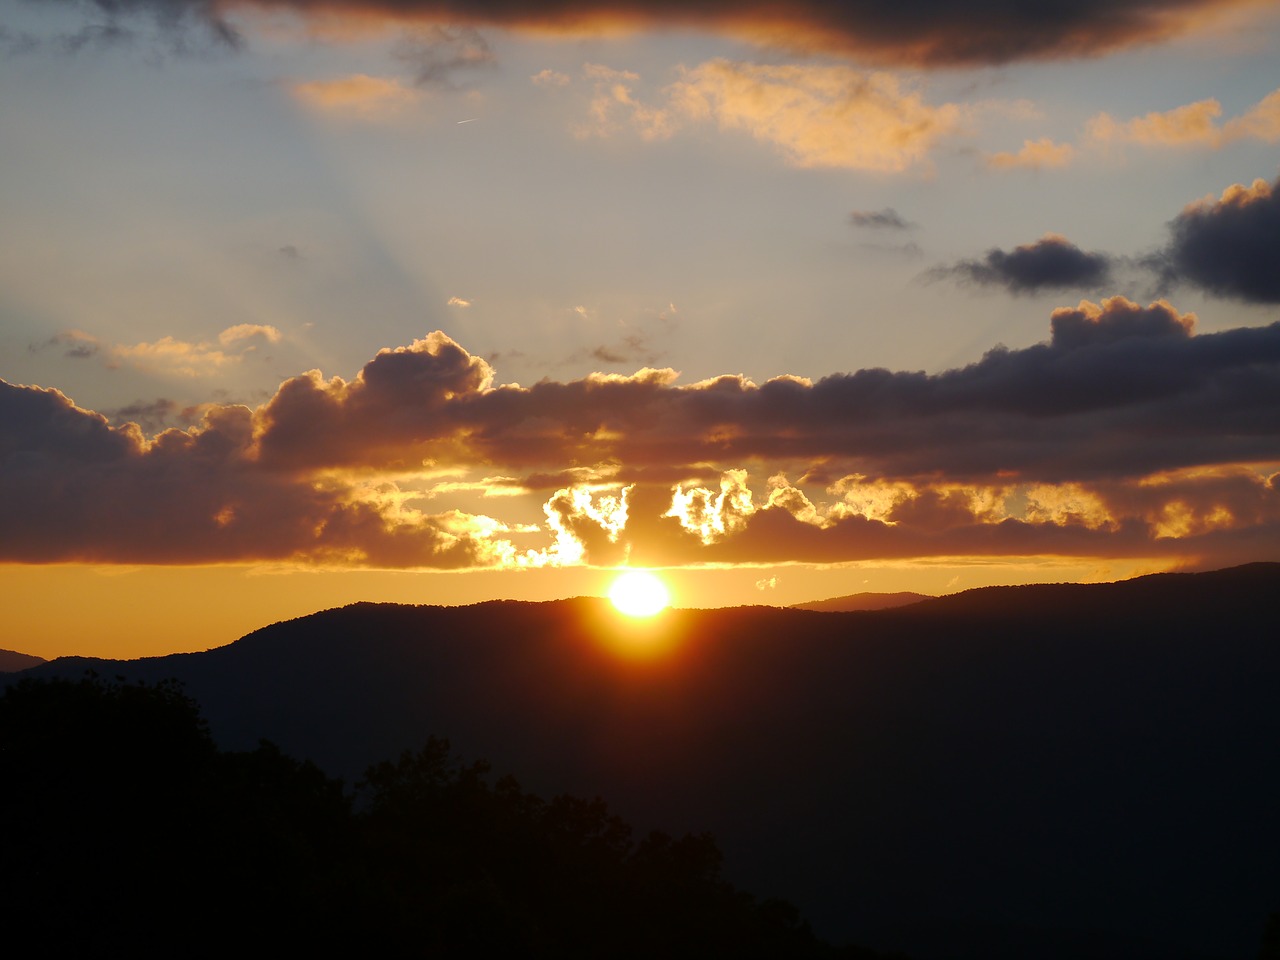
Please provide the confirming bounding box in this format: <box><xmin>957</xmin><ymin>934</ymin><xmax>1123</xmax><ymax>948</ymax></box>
<box><xmin>609</xmin><ymin>570</ymin><xmax>670</xmax><ymax>617</ymax></box>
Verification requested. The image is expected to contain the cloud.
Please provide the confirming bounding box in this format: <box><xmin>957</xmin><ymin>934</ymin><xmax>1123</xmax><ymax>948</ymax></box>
<box><xmin>64</xmin><ymin>0</ymin><xmax>1267</xmax><ymax>67</ymax></box>
<box><xmin>291</xmin><ymin>74</ymin><xmax>422</xmax><ymax>115</ymax></box>
<box><xmin>849</xmin><ymin>208</ymin><xmax>913</xmax><ymax>230</ymax></box>
<box><xmin>1087</xmin><ymin>87</ymin><xmax>1280</xmax><ymax>149</ymax></box>
<box><xmin>1048</xmin><ymin>295</ymin><xmax>1195</xmax><ymax>348</ymax></box>
<box><xmin>112</xmin><ymin>337</ymin><xmax>238</xmax><ymax>376</ymax></box>
<box><xmin>1223</xmin><ymin>88</ymin><xmax>1280</xmax><ymax>142</ymax></box>
<box><xmin>661</xmin><ymin>60</ymin><xmax>961</xmax><ymax>171</ymax></box>
<box><xmin>932</xmin><ymin>234</ymin><xmax>1114</xmax><ymax>294</ymax></box>
<box><xmin>33</xmin><ymin>331</ymin><xmax>104</xmax><ymax>360</ymax></box>
<box><xmin>32</xmin><ymin>326</ymin><xmax>284</xmax><ymax>377</ymax></box>
<box><xmin>522</xmin><ymin>485</ymin><xmax>632</xmax><ymax>566</ymax></box>
<box><xmin>985</xmin><ymin>137</ymin><xmax>1075</xmax><ymax>170</ymax></box>
<box><xmin>531</xmin><ymin>68</ymin><xmax>572</xmax><ymax>87</ymax></box>
<box><xmin>254</xmin><ymin>331</ymin><xmax>496</xmax><ymax>469</ymax></box>
<box><xmin>104</xmin><ymin>398</ymin><xmax>191</xmax><ymax>435</ymax></box>
<box><xmin>6</xmin><ymin>1</ymin><xmax>239</xmax><ymax>56</ymax></box>
<box><xmin>1155</xmin><ymin>176</ymin><xmax>1280</xmax><ymax>303</ymax></box>
<box><xmin>579</xmin><ymin>333</ymin><xmax>663</xmax><ymax>366</ymax></box>
<box><xmin>6</xmin><ymin>306</ymin><xmax>1280</xmax><ymax>569</ymax></box>
<box><xmin>575</xmin><ymin>60</ymin><xmax>969</xmax><ymax>172</ymax></box>
<box><xmin>219</xmin><ymin>324</ymin><xmax>283</xmax><ymax>346</ymax></box>
<box><xmin>618</xmin><ymin>463</ymin><xmax>1280</xmax><ymax>570</ymax></box>
<box><xmin>0</xmin><ymin>380</ymin><xmax>521</xmax><ymax>567</ymax></box>
<box><xmin>447</xmin><ymin>296</ymin><xmax>472</xmax><ymax>307</ymax></box>
<box><xmin>243</xmin><ymin>307</ymin><xmax>1279</xmax><ymax>486</ymax></box>
<box><xmin>392</xmin><ymin>25</ymin><xmax>495</xmax><ymax>89</ymax></box>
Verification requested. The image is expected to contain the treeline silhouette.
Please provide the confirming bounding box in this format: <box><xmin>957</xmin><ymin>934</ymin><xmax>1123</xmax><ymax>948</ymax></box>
<box><xmin>0</xmin><ymin>674</ymin><xmax>901</xmax><ymax>957</ymax></box>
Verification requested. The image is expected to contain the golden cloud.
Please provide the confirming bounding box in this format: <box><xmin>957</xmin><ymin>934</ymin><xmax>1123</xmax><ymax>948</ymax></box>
<box><xmin>986</xmin><ymin>137</ymin><xmax>1076</xmax><ymax>170</ymax></box>
<box><xmin>291</xmin><ymin>73</ymin><xmax>422</xmax><ymax>115</ymax></box>
<box><xmin>1088</xmin><ymin>86</ymin><xmax>1280</xmax><ymax>149</ymax></box>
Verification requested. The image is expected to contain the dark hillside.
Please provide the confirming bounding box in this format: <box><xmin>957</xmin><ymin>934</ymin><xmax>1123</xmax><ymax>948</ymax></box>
<box><xmin>18</xmin><ymin>563</ymin><xmax>1280</xmax><ymax>959</ymax></box>
<box><xmin>791</xmin><ymin>591</ymin><xmax>930</xmax><ymax>612</ymax></box>
<box><xmin>0</xmin><ymin>648</ymin><xmax>44</xmax><ymax>673</ymax></box>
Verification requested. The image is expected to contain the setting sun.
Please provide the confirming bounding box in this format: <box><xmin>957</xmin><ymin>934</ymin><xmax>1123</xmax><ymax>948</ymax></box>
<box><xmin>608</xmin><ymin>570</ymin><xmax>670</xmax><ymax>617</ymax></box>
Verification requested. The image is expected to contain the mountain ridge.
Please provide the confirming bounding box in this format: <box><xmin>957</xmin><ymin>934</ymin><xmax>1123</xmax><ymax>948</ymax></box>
<box><xmin>9</xmin><ymin>562</ymin><xmax>1280</xmax><ymax>959</ymax></box>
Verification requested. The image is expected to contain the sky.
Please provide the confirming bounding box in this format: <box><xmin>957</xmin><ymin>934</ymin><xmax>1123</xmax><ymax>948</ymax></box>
<box><xmin>2</xmin><ymin>0</ymin><xmax>1279</xmax><ymax>659</ymax></box>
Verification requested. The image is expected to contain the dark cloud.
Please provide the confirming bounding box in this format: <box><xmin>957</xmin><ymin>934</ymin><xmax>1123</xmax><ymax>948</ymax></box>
<box><xmin>87</xmin><ymin>0</ymin><xmax>241</xmax><ymax>46</ymax></box>
<box><xmin>106</xmin><ymin>398</ymin><xmax>193</xmax><ymax>434</ymax></box>
<box><xmin>30</xmin><ymin>332</ymin><xmax>103</xmax><ymax>360</ymax></box>
<box><xmin>583</xmin><ymin>333</ymin><xmax>663</xmax><ymax>366</ymax></box>
<box><xmin>52</xmin><ymin>0</ymin><xmax>1255</xmax><ymax>66</ymax></box>
<box><xmin>0</xmin><ymin>380</ymin><xmax>500</xmax><ymax>566</ymax></box>
<box><xmin>1048</xmin><ymin>295</ymin><xmax>1193</xmax><ymax>349</ymax></box>
<box><xmin>0</xmin><ymin>26</ymin><xmax>44</xmax><ymax>55</ymax></box>
<box><xmin>58</xmin><ymin>22</ymin><xmax>138</xmax><ymax>53</ymax></box>
<box><xmin>934</xmin><ymin>234</ymin><xmax>1114</xmax><ymax>294</ymax></box>
<box><xmin>239</xmin><ymin>303</ymin><xmax>1280</xmax><ymax>485</ymax></box>
<box><xmin>849</xmin><ymin>208</ymin><xmax>912</xmax><ymax>229</ymax></box>
<box><xmin>393</xmin><ymin>25</ymin><xmax>495</xmax><ymax>88</ymax></box>
<box><xmin>20</xmin><ymin>0</ymin><xmax>241</xmax><ymax>55</ymax></box>
<box><xmin>1158</xmin><ymin>176</ymin><xmax>1280</xmax><ymax>304</ymax></box>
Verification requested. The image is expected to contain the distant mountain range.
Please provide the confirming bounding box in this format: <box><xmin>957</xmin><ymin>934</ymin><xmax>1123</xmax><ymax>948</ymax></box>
<box><xmin>0</xmin><ymin>648</ymin><xmax>44</xmax><ymax>673</ymax></box>
<box><xmin>10</xmin><ymin>563</ymin><xmax>1280</xmax><ymax>960</ymax></box>
<box><xmin>790</xmin><ymin>591</ymin><xmax>931</xmax><ymax>612</ymax></box>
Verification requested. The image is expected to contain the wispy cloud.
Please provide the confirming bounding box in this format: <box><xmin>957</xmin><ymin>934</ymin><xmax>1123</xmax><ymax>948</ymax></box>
<box><xmin>291</xmin><ymin>74</ymin><xmax>422</xmax><ymax>116</ymax></box>
<box><xmin>849</xmin><ymin>208</ymin><xmax>914</xmax><ymax>230</ymax></box>
<box><xmin>1087</xmin><ymin>87</ymin><xmax>1280</xmax><ymax>149</ymax></box>
<box><xmin>985</xmin><ymin>137</ymin><xmax>1075</xmax><ymax>170</ymax></box>
<box><xmin>573</xmin><ymin>59</ymin><xmax>965</xmax><ymax>171</ymax></box>
<box><xmin>33</xmin><ymin>325</ymin><xmax>284</xmax><ymax>378</ymax></box>
<box><xmin>392</xmin><ymin>25</ymin><xmax>495</xmax><ymax>89</ymax></box>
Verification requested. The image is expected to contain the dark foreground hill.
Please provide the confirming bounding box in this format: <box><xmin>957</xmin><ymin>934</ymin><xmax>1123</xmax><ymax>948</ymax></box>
<box><xmin>2</xmin><ymin>676</ymin><xmax>870</xmax><ymax>957</ymax></box>
<box><xmin>17</xmin><ymin>563</ymin><xmax>1280</xmax><ymax>959</ymax></box>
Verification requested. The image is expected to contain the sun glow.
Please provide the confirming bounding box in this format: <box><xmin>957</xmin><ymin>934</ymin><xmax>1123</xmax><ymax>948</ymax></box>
<box><xmin>609</xmin><ymin>570</ymin><xmax>670</xmax><ymax>617</ymax></box>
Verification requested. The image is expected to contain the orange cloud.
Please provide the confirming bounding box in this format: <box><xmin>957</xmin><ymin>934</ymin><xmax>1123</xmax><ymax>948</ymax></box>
<box><xmin>291</xmin><ymin>73</ymin><xmax>421</xmax><ymax>115</ymax></box>
<box><xmin>1087</xmin><ymin>86</ymin><xmax>1280</xmax><ymax>148</ymax></box>
<box><xmin>218</xmin><ymin>323</ymin><xmax>283</xmax><ymax>346</ymax></box>
<box><xmin>572</xmin><ymin>59</ymin><xmax>966</xmax><ymax>171</ymax></box>
<box><xmin>664</xmin><ymin>60</ymin><xmax>961</xmax><ymax>171</ymax></box>
<box><xmin>96</xmin><ymin>325</ymin><xmax>283</xmax><ymax>377</ymax></box>
<box><xmin>986</xmin><ymin>137</ymin><xmax>1075</xmax><ymax>170</ymax></box>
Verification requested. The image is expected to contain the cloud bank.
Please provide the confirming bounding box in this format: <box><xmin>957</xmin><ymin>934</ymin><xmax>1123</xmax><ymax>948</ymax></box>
<box><xmin>4</xmin><ymin>302</ymin><xmax>1278</xmax><ymax>570</ymax></box>
<box><xmin>66</xmin><ymin>0</ymin><xmax>1268</xmax><ymax>66</ymax></box>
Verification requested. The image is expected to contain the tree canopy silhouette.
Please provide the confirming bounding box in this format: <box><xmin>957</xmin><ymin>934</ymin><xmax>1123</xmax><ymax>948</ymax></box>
<box><xmin>0</xmin><ymin>675</ymin><xmax>897</xmax><ymax>957</ymax></box>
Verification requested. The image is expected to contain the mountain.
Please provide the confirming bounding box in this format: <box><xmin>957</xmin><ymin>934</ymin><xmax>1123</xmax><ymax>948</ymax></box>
<box><xmin>791</xmin><ymin>591</ymin><xmax>931</xmax><ymax>612</ymax></box>
<box><xmin>0</xmin><ymin>648</ymin><xmax>44</xmax><ymax>673</ymax></box>
<box><xmin>14</xmin><ymin>562</ymin><xmax>1280</xmax><ymax>960</ymax></box>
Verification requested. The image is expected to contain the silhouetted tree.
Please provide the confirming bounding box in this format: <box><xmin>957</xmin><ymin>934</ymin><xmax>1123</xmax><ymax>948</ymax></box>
<box><xmin>1261</xmin><ymin>911</ymin><xmax>1280</xmax><ymax>960</ymax></box>
<box><xmin>0</xmin><ymin>676</ymin><xmax>903</xmax><ymax>957</ymax></box>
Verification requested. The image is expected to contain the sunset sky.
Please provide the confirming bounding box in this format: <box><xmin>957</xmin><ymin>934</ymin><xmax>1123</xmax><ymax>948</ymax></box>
<box><xmin>3</xmin><ymin>0</ymin><xmax>1279</xmax><ymax>658</ymax></box>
